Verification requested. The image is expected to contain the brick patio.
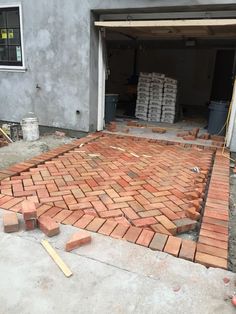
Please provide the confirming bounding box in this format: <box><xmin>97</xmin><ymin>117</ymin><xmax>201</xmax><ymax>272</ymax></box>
<box><xmin>0</xmin><ymin>133</ymin><xmax>230</xmax><ymax>269</ymax></box>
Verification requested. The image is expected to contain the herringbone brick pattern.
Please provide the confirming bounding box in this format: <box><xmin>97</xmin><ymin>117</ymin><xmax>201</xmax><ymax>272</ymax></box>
<box><xmin>0</xmin><ymin>134</ymin><xmax>213</xmax><ymax>236</ymax></box>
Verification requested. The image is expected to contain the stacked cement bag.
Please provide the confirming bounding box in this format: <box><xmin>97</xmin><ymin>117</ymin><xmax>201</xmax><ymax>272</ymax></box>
<box><xmin>135</xmin><ymin>72</ymin><xmax>152</xmax><ymax>120</ymax></box>
<box><xmin>148</xmin><ymin>73</ymin><xmax>165</xmax><ymax>122</ymax></box>
<box><xmin>161</xmin><ymin>77</ymin><xmax>178</xmax><ymax>124</ymax></box>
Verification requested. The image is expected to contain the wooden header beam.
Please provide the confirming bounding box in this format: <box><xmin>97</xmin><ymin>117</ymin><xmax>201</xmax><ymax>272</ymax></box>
<box><xmin>95</xmin><ymin>19</ymin><xmax>236</xmax><ymax>28</ymax></box>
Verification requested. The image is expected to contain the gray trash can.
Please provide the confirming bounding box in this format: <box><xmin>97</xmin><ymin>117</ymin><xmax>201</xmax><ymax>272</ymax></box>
<box><xmin>105</xmin><ymin>94</ymin><xmax>119</xmax><ymax>124</ymax></box>
<box><xmin>208</xmin><ymin>101</ymin><xmax>229</xmax><ymax>135</ymax></box>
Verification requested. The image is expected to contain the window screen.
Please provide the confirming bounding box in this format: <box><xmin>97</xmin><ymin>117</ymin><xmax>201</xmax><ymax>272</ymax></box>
<box><xmin>0</xmin><ymin>7</ymin><xmax>22</xmax><ymax>66</ymax></box>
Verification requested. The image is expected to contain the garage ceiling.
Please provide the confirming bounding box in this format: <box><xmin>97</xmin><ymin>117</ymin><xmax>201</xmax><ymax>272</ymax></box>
<box><xmin>95</xmin><ymin>19</ymin><xmax>236</xmax><ymax>39</ymax></box>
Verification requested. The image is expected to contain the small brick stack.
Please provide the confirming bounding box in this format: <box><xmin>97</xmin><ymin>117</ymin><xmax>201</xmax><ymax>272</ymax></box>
<box><xmin>161</xmin><ymin>77</ymin><xmax>178</xmax><ymax>124</ymax></box>
<box><xmin>22</xmin><ymin>200</ymin><xmax>38</xmax><ymax>230</ymax></box>
<box><xmin>135</xmin><ymin>72</ymin><xmax>152</xmax><ymax>120</ymax></box>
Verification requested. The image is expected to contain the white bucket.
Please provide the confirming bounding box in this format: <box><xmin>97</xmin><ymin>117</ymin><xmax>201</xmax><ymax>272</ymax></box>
<box><xmin>21</xmin><ymin>112</ymin><xmax>39</xmax><ymax>141</ymax></box>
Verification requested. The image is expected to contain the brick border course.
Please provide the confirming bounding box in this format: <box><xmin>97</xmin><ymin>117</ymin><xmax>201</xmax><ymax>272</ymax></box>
<box><xmin>0</xmin><ymin>133</ymin><xmax>230</xmax><ymax>270</ymax></box>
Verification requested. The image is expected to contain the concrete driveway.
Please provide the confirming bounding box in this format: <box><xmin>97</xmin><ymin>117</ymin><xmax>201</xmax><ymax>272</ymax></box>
<box><xmin>0</xmin><ymin>209</ymin><xmax>235</xmax><ymax>314</ymax></box>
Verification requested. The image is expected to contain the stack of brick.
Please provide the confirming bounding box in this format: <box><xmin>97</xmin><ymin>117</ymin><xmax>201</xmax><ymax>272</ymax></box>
<box><xmin>135</xmin><ymin>72</ymin><xmax>152</xmax><ymax>120</ymax></box>
<box><xmin>22</xmin><ymin>200</ymin><xmax>38</xmax><ymax>230</ymax></box>
<box><xmin>148</xmin><ymin>73</ymin><xmax>165</xmax><ymax>122</ymax></box>
<box><xmin>161</xmin><ymin>77</ymin><xmax>178</xmax><ymax>124</ymax></box>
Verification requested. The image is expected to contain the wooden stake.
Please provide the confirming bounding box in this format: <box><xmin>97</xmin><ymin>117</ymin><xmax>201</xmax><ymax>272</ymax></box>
<box><xmin>41</xmin><ymin>239</ymin><xmax>73</xmax><ymax>278</ymax></box>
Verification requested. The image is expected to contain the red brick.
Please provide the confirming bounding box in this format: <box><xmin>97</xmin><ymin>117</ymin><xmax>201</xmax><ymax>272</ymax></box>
<box><xmin>151</xmin><ymin>223</ymin><xmax>172</xmax><ymax>235</ymax></box>
<box><xmin>122</xmin><ymin>207</ymin><xmax>139</xmax><ymax>220</ymax></box>
<box><xmin>149</xmin><ymin>233</ymin><xmax>168</xmax><ymax>251</ymax></box>
<box><xmin>179</xmin><ymin>239</ymin><xmax>196</xmax><ymax>261</ymax></box>
<box><xmin>3</xmin><ymin>212</ymin><xmax>19</xmax><ymax>233</ymax></box>
<box><xmin>62</xmin><ymin>210</ymin><xmax>84</xmax><ymax>225</ymax></box>
<box><xmin>99</xmin><ymin>209</ymin><xmax>123</xmax><ymax>218</ymax></box>
<box><xmin>159</xmin><ymin>207</ymin><xmax>179</xmax><ymax>220</ymax></box>
<box><xmin>199</xmin><ymin>229</ymin><xmax>228</xmax><ymax>242</ymax></box>
<box><xmin>53</xmin><ymin>210</ymin><xmax>72</xmax><ymax>223</ymax></box>
<box><xmin>173</xmin><ymin>218</ymin><xmax>197</xmax><ymax>233</ymax></box>
<box><xmin>110</xmin><ymin>224</ymin><xmax>129</xmax><ymax>239</ymax></box>
<box><xmin>198</xmin><ymin>236</ymin><xmax>228</xmax><ymax>250</ymax></box>
<box><xmin>185</xmin><ymin>207</ymin><xmax>201</xmax><ymax>221</ymax></box>
<box><xmin>65</xmin><ymin>231</ymin><xmax>91</xmax><ymax>251</ymax></box>
<box><xmin>63</xmin><ymin>194</ymin><xmax>77</xmax><ymax>205</ymax></box>
<box><xmin>201</xmin><ymin>223</ymin><xmax>228</xmax><ymax>235</ymax></box>
<box><xmin>197</xmin><ymin>243</ymin><xmax>228</xmax><ymax>259</ymax></box>
<box><xmin>41</xmin><ymin>206</ymin><xmax>62</xmax><ymax>218</ymax></box>
<box><xmin>136</xmin><ymin>229</ymin><xmax>154</xmax><ymax>247</ymax></box>
<box><xmin>0</xmin><ymin>195</ymin><xmax>13</xmax><ymax>206</ymax></box>
<box><xmin>25</xmin><ymin>219</ymin><xmax>37</xmax><ymax>231</ymax></box>
<box><xmin>164</xmin><ymin>236</ymin><xmax>182</xmax><ymax>257</ymax></box>
<box><xmin>86</xmin><ymin>217</ymin><xmax>105</xmax><ymax>232</ymax></box>
<box><xmin>91</xmin><ymin>200</ymin><xmax>107</xmax><ymax>212</ymax></box>
<box><xmin>202</xmin><ymin>216</ymin><xmax>228</xmax><ymax>228</ymax></box>
<box><xmin>73</xmin><ymin>214</ymin><xmax>94</xmax><ymax>229</ymax></box>
<box><xmin>0</xmin><ymin>197</ymin><xmax>24</xmax><ymax>210</ymax></box>
<box><xmin>195</xmin><ymin>252</ymin><xmax>227</xmax><ymax>269</ymax></box>
<box><xmin>155</xmin><ymin>215</ymin><xmax>177</xmax><ymax>235</ymax></box>
<box><xmin>123</xmin><ymin>226</ymin><xmax>142</xmax><ymax>243</ymax></box>
<box><xmin>115</xmin><ymin>216</ymin><xmax>130</xmax><ymax>226</ymax></box>
<box><xmin>98</xmin><ymin>220</ymin><xmax>118</xmax><ymax>236</ymax></box>
<box><xmin>38</xmin><ymin>216</ymin><xmax>60</xmax><ymax>237</ymax></box>
<box><xmin>21</xmin><ymin>200</ymin><xmax>37</xmax><ymax>220</ymax></box>
<box><xmin>132</xmin><ymin>217</ymin><xmax>157</xmax><ymax>227</ymax></box>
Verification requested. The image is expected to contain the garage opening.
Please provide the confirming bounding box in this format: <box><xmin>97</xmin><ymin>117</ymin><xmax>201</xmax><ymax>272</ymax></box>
<box><xmin>96</xmin><ymin>19</ymin><xmax>236</xmax><ymax>139</ymax></box>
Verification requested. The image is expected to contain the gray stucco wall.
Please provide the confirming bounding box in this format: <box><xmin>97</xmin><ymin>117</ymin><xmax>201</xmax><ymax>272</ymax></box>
<box><xmin>0</xmin><ymin>0</ymin><xmax>235</xmax><ymax>132</ymax></box>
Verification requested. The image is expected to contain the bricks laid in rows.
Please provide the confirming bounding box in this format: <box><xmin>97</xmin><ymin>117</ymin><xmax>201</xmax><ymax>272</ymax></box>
<box><xmin>0</xmin><ymin>134</ymin><xmax>230</xmax><ymax>270</ymax></box>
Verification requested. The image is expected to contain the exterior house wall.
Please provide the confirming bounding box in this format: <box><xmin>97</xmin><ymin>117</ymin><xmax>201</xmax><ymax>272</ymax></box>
<box><xmin>0</xmin><ymin>0</ymin><xmax>235</xmax><ymax>132</ymax></box>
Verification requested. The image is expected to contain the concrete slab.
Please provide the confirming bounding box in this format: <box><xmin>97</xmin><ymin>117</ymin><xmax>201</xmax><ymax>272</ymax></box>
<box><xmin>0</xmin><ymin>209</ymin><xmax>235</xmax><ymax>314</ymax></box>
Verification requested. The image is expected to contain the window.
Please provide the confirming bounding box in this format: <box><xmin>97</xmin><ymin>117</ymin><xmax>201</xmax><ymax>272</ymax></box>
<box><xmin>0</xmin><ymin>6</ymin><xmax>23</xmax><ymax>67</ymax></box>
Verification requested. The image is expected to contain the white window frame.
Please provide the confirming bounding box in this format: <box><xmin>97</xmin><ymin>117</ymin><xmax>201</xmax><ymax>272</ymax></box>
<box><xmin>0</xmin><ymin>3</ymin><xmax>25</xmax><ymax>72</ymax></box>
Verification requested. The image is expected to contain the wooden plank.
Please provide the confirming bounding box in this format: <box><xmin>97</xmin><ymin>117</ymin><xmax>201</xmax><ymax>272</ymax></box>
<box><xmin>0</xmin><ymin>128</ymin><xmax>13</xmax><ymax>143</ymax></box>
<box><xmin>95</xmin><ymin>19</ymin><xmax>236</xmax><ymax>28</ymax></box>
<box><xmin>41</xmin><ymin>239</ymin><xmax>73</xmax><ymax>278</ymax></box>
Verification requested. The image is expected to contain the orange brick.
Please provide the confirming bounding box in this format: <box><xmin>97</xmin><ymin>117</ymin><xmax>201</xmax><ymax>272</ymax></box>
<box><xmin>98</xmin><ymin>220</ymin><xmax>118</xmax><ymax>236</ymax></box>
<box><xmin>151</xmin><ymin>223</ymin><xmax>172</xmax><ymax>235</ymax></box>
<box><xmin>99</xmin><ymin>209</ymin><xmax>123</xmax><ymax>218</ymax></box>
<box><xmin>53</xmin><ymin>210</ymin><xmax>72</xmax><ymax>223</ymax></box>
<box><xmin>65</xmin><ymin>231</ymin><xmax>91</xmax><ymax>252</ymax></box>
<box><xmin>86</xmin><ymin>217</ymin><xmax>105</xmax><ymax>232</ymax></box>
<box><xmin>179</xmin><ymin>239</ymin><xmax>196</xmax><ymax>261</ymax></box>
<box><xmin>122</xmin><ymin>207</ymin><xmax>139</xmax><ymax>220</ymax></box>
<box><xmin>136</xmin><ymin>229</ymin><xmax>154</xmax><ymax>247</ymax></box>
<box><xmin>73</xmin><ymin>214</ymin><xmax>94</xmax><ymax>229</ymax></box>
<box><xmin>110</xmin><ymin>224</ymin><xmax>129</xmax><ymax>239</ymax></box>
<box><xmin>173</xmin><ymin>218</ymin><xmax>196</xmax><ymax>233</ymax></box>
<box><xmin>197</xmin><ymin>243</ymin><xmax>228</xmax><ymax>259</ymax></box>
<box><xmin>155</xmin><ymin>215</ymin><xmax>177</xmax><ymax>235</ymax></box>
<box><xmin>21</xmin><ymin>200</ymin><xmax>37</xmax><ymax>220</ymax></box>
<box><xmin>3</xmin><ymin>212</ymin><xmax>19</xmax><ymax>233</ymax></box>
<box><xmin>198</xmin><ymin>236</ymin><xmax>228</xmax><ymax>250</ymax></box>
<box><xmin>123</xmin><ymin>226</ymin><xmax>142</xmax><ymax>243</ymax></box>
<box><xmin>164</xmin><ymin>236</ymin><xmax>182</xmax><ymax>257</ymax></box>
<box><xmin>133</xmin><ymin>217</ymin><xmax>157</xmax><ymax>227</ymax></box>
<box><xmin>25</xmin><ymin>219</ymin><xmax>37</xmax><ymax>231</ymax></box>
<box><xmin>149</xmin><ymin>233</ymin><xmax>168</xmax><ymax>251</ymax></box>
<box><xmin>195</xmin><ymin>252</ymin><xmax>227</xmax><ymax>269</ymax></box>
<box><xmin>38</xmin><ymin>216</ymin><xmax>60</xmax><ymax>237</ymax></box>
<box><xmin>199</xmin><ymin>229</ymin><xmax>228</xmax><ymax>242</ymax></box>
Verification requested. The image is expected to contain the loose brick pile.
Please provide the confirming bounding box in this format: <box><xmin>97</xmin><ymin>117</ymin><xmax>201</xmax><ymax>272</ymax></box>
<box><xmin>0</xmin><ymin>133</ymin><xmax>230</xmax><ymax>269</ymax></box>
